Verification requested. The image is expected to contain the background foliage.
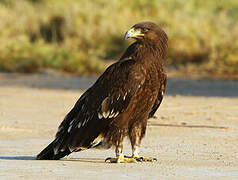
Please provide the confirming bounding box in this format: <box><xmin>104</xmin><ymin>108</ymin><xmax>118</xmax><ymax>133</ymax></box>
<box><xmin>0</xmin><ymin>0</ymin><xmax>237</xmax><ymax>77</ymax></box>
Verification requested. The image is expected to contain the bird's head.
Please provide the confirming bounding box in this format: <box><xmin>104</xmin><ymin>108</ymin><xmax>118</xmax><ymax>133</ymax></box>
<box><xmin>124</xmin><ymin>21</ymin><xmax>168</xmax><ymax>46</ymax></box>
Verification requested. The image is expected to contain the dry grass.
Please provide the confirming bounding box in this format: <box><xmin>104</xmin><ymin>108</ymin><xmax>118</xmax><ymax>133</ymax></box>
<box><xmin>0</xmin><ymin>0</ymin><xmax>237</xmax><ymax>76</ymax></box>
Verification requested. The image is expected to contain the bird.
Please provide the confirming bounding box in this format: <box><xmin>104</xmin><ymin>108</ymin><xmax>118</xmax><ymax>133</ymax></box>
<box><xmin>36</xmin><ymin>21</ymin><xmax>168</xmax><ymax>163</ymax></box>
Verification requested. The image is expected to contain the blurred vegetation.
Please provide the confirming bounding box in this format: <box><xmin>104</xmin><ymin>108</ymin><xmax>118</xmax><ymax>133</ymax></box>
<box><xmin>0</xmin><ymin>0</ymin><xmax>237</xmax><ymax>77</ymax></box>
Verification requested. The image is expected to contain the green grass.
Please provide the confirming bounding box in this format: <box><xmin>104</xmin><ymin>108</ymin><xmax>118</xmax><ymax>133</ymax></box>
<box><xmin>0</xmin><ymin>0</ymin><xmax>237</xmax><ymax>77</ymax></box>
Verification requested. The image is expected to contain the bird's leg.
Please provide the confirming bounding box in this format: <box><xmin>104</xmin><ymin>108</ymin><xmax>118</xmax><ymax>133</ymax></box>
<box><xmin>130</xmin><ymin>145</ymin><xmax>157</xmax><ymax>162</ymax></box>
<box><xmin>130</xmin><ymin>139</ymin><xmax>157</xmax><ymax>162</ymax></box>
<box><xmin>129</xmin><ymin>124</ymin><xmax>157</xmax><ymax>162</ymax></box>
<box><xmin>105</xmin><ymin>144</ymin><xmax>137</xmax><ymax>163</ymax></box>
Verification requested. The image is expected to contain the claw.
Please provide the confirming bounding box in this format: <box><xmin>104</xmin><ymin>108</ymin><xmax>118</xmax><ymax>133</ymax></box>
<box><xmin>133</xmin><ymin>155</ymin><xmax>157</xmax><ymax>162</ymax></box>
<box><xmin>105</xmin><ymin>157</ymin><xmax>113</xmax><ymax>163</ymax></box>
<box><xmin>134</xmin><ymin>157</ymin><xmax>143</xmax><ymax>162</ymax></box>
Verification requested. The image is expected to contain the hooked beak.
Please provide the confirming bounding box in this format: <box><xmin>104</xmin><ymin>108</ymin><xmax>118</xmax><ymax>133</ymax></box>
<box><xmin>124</xmin><ymin>28</ymin><xmax>144</xmax><ymax>39</ymax></box>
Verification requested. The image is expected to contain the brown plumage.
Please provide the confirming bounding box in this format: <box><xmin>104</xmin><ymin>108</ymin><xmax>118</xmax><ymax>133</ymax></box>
<box><xmin>36</xmin><ymin>21</ymin><xmax>168</xmax><ymax>163</ymax></box>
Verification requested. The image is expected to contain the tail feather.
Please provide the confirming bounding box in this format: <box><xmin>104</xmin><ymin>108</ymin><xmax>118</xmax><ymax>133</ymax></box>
<box><xmin>36</xmin><ymin>141</ymin><xmax>71</xmax><ymax>160</ymax></box>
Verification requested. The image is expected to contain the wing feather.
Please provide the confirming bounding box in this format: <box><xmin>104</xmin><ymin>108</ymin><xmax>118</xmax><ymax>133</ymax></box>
<box><xmin>148</xmin><ymin>73</ymin><xmax>167</xmax><ymax>118</ymax></box>
<box><xmin>53</xmin><ymin>58</ymin><xmax>145</xmax><ymax>153</ymax></box>
<box><xmin>97</xmin><ymin>59</ymin><xmax>145</xmax><ymax>120</ymax></box>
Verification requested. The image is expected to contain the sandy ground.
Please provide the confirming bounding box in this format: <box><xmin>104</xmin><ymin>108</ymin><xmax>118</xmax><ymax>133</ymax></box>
<box><xmin>0</xmin><ymin>72</ymin><xmax>238</xmax><ymax>179</ymax></box>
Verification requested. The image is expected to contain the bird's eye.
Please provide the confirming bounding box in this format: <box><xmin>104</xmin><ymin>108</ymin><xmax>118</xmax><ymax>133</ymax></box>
<box><xmin>143</xmin><ymin>28</ymin><xmax>149</xmax><ymax>32</ymax></box>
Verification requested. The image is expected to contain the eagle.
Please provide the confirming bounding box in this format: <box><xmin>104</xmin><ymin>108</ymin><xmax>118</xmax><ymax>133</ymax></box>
<box><xmin>36</xmin><ymin>22</ymin><xmax>168</xmax><ymax>163</ymax></box>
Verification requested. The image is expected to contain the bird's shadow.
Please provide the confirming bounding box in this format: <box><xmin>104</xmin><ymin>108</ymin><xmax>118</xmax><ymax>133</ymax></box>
<box><xmin>61</xmin><ymin>158</ymin><xmax>106</xmax><ymax>164</ymax></box>
<box><xmin>0</xmin><ymin>156</ymin><xmax>106</xmax><ymax>163</ymax></box>
<box><xmin>0</xmin><ymin>156</ymin><xmax>35</xmax><ymax>160</ymax></box>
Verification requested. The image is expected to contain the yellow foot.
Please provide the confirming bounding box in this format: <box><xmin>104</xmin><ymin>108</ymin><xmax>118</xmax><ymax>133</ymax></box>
<box><xmin>132</xmin><ymin>155</ymin><xmax>157</xmax><ymax>162</ymax></box>
<box><xmin>105</xmin><ymin>155</ymin><xmax>137</xmax><ymax>163</ymax></box>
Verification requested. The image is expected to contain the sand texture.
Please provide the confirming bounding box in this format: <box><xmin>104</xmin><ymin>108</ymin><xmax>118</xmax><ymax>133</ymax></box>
<box><xmin>0</xmin><ymin>73</ymin><xmax>238</xmax><ymax>179</ymax></box>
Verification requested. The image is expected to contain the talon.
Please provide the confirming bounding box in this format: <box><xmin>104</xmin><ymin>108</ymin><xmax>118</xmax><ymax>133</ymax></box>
<box><xmin>132</xmin><ymin>155</ymin><xmax>157</xmax><ymax>162</ymax></box>
<box><xmin>135</xmin><ymin>157</ymin><xmax>143</xmax><ymax>162</ymax></box>
<box><xmin>105</xmin><ymin>157</ymin><xmax>112</xmax><ymax>162</ymax></box>
<box><xmin>105</xmin><ymin>157</ymin><xmax>118</xmax><ymax>163</ymax></box>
